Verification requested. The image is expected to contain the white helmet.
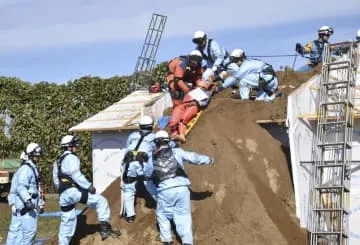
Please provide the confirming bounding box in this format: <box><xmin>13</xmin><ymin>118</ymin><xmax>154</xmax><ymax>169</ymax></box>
<box><xmin>155</xmin><ymin>130</ymin><xmax>170</xmax><ymax>144</ymax></box>
<box><xmin>192</xmin><ymin>30</ymin><xmax>207</xmax><ymax>44</ymax></box>
<box><xmin>193</xmin><ymin>30</ymin><xmax>206</xmax><ymax>39</ymax></box>
<box><xmin>26</xmin><ymin>143</ymin><xmax>42</xmax><ymax>157</ymax></box>
<box><xmin>20</xmin><ymin>151</ymin><xmax>28</xmax><ymax>161</ymax></box>
<box><xmin>230</xmin><ymin>48</ymin><xmax>245</xmax><ymax>58</ymax></box>
<box><xmin>190</xmin><ymin>50</ymin><xmax>202</xmax><ymax>57</ymax></box>
<box><xmin>61</xmin><ymin>135</ymin><xmax>81</xmax><ymax>148</ymax></box>
<box><xmin>139</xmin><ymin>116</ymin><xmax>154</xmax><ymax>129</ymax></box>
<box><xmin>318</xmin><ymin>26</ymin><xmax>334</xmax><ymax>35</ymax></box>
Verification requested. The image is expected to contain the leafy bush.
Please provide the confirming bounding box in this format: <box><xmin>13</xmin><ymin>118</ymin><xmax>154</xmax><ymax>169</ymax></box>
<box><xmin>0</xmin><ymin>75</ymin><xmax>130</xmax><ymax>191</ymax></box>
<box><xmin>0</xmin><ymin>62</ymin><xmax>169</xmax><ymax>192</ymax></box>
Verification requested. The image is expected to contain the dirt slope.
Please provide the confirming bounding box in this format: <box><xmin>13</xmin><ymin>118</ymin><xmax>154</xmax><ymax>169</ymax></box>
<box><xmin>48</xmin><ymin>68</ymin><xmax>319</xmax><ymax>245</ymax></box>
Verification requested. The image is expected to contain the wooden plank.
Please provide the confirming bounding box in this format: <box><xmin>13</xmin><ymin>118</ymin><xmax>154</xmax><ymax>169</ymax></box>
<box><xmin>70</xmin><ymin>113</ymin><xmax>141</xmax><ymax>132</ymax></box>
<box><xmin>256</xmin><ymin>119</ymin><xmax>286</xmax><ymax>124</ymax></box>
<box><xmin>70</xmin><ymin>125</ymin><xmax>138</xmax><ymax>132</ymax></box>
<box><xmin>298</xmin><ymin>113</ymin><xmax>360</xmax><ymax>121</ymax></box>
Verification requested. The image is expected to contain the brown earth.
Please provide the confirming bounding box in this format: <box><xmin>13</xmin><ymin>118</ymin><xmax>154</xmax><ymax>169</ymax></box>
<box><xmin>48</xmin><ymin>68</ymin><xmax>320</xmax><ymax>245</ymax></box>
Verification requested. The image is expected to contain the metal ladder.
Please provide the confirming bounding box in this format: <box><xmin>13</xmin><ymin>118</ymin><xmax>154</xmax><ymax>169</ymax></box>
<box><xmin>129</xmin><ymin>13</ymin><xmax>167</xmax><ymax>91</ymax></box>
<box><xmin>310</xmin><ymin>41</ymin><xmax>358</xmax><ymax>245</ymax></box>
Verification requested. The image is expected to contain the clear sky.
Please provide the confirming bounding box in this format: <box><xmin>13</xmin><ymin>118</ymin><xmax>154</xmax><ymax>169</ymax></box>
<box><xmin>0</xmin><ymin>0</ymin><xmax>359</xmax><ymax>83</ymax></box>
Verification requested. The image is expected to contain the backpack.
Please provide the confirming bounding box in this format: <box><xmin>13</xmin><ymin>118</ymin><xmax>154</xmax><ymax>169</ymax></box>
<box><xmin>152</xmin><ymin>148</ymin><xmax>187</xmax><ymax>185</ymax></box>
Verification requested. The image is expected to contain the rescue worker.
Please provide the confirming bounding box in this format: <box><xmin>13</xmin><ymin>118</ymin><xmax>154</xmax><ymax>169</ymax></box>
<box><xmin>121</xmin><ymin>115</ymin><xmax>157</xmax><ymax>223</ymax></box>
<box><xmin>147</xmin><ymin>130</ymin><xmax>215</xmax><ymax>245</ymax></box>
<box><xmin>191</xmin><ymin>50</ymin><xmax>207</xmax><ymax>71</ymax></box>
<box><xmin>11</xmin><ymin>143</ymin><xmax>42</xmax><ymax>245</ymax></box>
<box><xmin>6</xmin><ymin>151</ymin><xmax>27</xmax><ymax>245</ymax></box>
<box><xmin>215</xmin><ymin>49</ymin><xmax>279</xmax><ymax>103</ymax></box>
<box><xmin>295</xmin><ymin>26</ymin><xmax>334</xmax><ymax>71</ymax></box>
<box><xmin>192</xmin><ymin>30</ymin><xmax>230</xmax><ymax>81</ymax></box>
<box><xmin>53</xmin><ymin>135</ymin><xmax>120</xmax><ymax>244</ymax></box>
<box><xmin>167</xmin><ymin>51</ymin><xmax>203</xmax><ymax>107</ymax></box>
<box><xmin>170</xmin><ymin>80</ymin><xmax>215</xmax><ymax>143</ymax></box>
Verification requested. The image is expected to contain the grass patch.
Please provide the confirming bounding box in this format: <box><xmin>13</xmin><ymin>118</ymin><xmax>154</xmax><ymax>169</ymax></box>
<box><xmin>0</xmin><ymin>195</ymin><xmax>85</xmax><ymax>243</ymax></box>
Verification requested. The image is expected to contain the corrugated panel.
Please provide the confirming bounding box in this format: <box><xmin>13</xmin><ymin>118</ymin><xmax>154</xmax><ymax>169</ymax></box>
<box><xmin>70</xmin><ymin>91</ymin><xmax>166</xmax><ymax>132</ymax></box>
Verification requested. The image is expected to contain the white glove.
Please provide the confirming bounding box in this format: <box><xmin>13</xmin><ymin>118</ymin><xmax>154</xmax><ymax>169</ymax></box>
<box><xmin>219</xmin><ymin>71</ymin><xmax>228</xmax><ymax>80</ymax></box>
<box><xmin>212</xmin><ymin>66</ymin><xmax>218</xmax><ymax>73</ymax></box>
<box><xmin>11</xmin><ymin>205</ymin><xmax>16</xmax><ymax>215</ymax></box>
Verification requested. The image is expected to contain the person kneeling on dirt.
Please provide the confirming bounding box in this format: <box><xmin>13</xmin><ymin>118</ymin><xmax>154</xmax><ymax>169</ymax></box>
<box><xmin>146</xmin><ymin>130</ymin><xmax>215</xmax><ymax>245</ymax></box>
<box><xmin>53</xmin><ymin>135</ymin><xmax>120</xmax><ymax>244</ymax></box>
<box><xmin>215</xmin><ymin>48</ymin><xmax>279</xmax><ymax>103</ymax></box>
<box><xmin>121</xmin><ymin>115</ymin><xmax>158</xmax><ymax>223</ymax></box>
<box><xmin>170</xmin><ymin>79</ymin><xmax>215</xmax><ymax>143</ymax></box>
<box><xmin>167</xmin><ymin>51</ymin><xmax>203</xmax><ymax>107</ymax></box>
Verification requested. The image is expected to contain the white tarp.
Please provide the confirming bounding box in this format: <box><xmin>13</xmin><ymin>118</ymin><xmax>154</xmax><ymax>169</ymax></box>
<box><xmin>92</xmin><ymin>131</ymin><xmax>130</xmax><ymax>194</ymax></box>
<box><xmin>70</xmin><ymin>91</ymin><xmax>172</xmax><ymax>132</ymax></box>
<box><xmin>287</xmin><ymin>50</ymin><xmax>360</xmax><ymax>243</ymax></box>
<box><xmin>287</xmin><ymin>75</ymin><xmax>319</xmax><ymax>227</ymax></box>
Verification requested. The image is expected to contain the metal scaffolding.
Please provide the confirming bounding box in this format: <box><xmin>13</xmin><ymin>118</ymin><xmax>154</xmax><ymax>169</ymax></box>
<box><xmin>129</xmin><ymin>13</ymin><xmax>167</xmax><ymax>91</ymax></box>
<box><xmin>310</xmin><ymin>41</ymin><xmax>359</xmax><ymax>245</ymax></box>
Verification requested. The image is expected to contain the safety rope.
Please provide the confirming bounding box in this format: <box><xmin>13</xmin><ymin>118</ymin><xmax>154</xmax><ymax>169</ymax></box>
<box><xmin>247</xmin><ymin>54</ymin><xmax>297</xmax><ymax>58</ymax></box>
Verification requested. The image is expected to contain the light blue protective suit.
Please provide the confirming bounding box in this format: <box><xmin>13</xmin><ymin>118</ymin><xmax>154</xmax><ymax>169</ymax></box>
<box><xmin>12</xmin><ymin>160</ymin><xmax>40</xmax><ymax>245</ymax></box>
<box><xmin>6</xmin><ymin>171</ymin><xmax>23</xmax><ymax>245</ymax></box>
<box><xmin>196</xmin><ymin>39</ymin><xmax>230</xmax><ymax>81</ymax></box>
<box><xmin>122</xmin><ymin>130</ymin><xmax>157</xmax><ymax>218</ymax></box>
<box><xmin>53</xmin><ymin>151</ymin><xmax>111</xmax><ymax>245</ymax></box>
<box><xmin>145</xmin><ymin>146</ymin><xmax>212</xmax><ymax>245</ymax></box>
<box><xmin>296</xmin><ymin>39</ymin><xmax>327</xmax><ymax>71</ymax></box>
<box><xmin>223</xmin><ymin>59</ymin><xmax>278</xmax><ymax>102</ymax></box>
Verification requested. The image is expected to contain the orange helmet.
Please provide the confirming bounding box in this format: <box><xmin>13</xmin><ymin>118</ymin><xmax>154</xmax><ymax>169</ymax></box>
<box><xmin>196</xmin><ymin>80</ymin><xmax>210</xmax><ymax>89</ymax></box>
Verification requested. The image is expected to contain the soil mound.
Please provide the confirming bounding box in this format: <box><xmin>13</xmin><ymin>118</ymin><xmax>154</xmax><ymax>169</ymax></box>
<box><xmin>48</xmin><ymin>69</ymin><xmax>319</xmax><ymax>245</ymax></box>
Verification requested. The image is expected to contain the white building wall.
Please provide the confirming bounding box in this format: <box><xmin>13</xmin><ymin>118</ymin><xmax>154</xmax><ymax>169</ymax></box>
<box><xmin>92</xmin><ymin>131</ymin><xmax>131</xmax><ymax>194</ymax></box>
<box><xmin>287</xmin><ymin>47</ymin><xmax>360</xmax><ymax>243</ymax></box>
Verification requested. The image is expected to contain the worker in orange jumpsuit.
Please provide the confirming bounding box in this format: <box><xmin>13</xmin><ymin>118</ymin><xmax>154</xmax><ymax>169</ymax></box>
<box><xmin>167</xmin><ymin>51</ymin><xmax>203</xmax><ymax>107</ymax></box>
<box><xmin>170</xmin><ymin>80</ymin><xmax>215</xmax><ymax>143</ymax></box>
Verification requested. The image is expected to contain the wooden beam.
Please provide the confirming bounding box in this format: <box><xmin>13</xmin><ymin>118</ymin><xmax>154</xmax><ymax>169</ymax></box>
<box><xmin>256</xmin><ymin>119</ymin><xmax>286</xmax><ymax>124</ymax></box>
<box><xmin>69</xmin><ymin>125</ymin><xmax>138</xmax><ymax>133</ymax></box>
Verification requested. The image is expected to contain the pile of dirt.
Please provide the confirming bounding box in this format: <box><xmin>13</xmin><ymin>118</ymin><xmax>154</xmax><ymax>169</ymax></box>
<box><xmin>48</xmin><ymin>69</ymin><xmax>318</xmax><ymax>245</ymax></box>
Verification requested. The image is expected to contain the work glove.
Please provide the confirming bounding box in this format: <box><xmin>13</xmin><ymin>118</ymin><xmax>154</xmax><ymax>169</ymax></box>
<box><xmin>11</xmin><ymin>205</ymin><xmax>17</xmax><ymax>215</ymax></box>
<box><xmin>39</xmin><ymin>205</ymin><xmax>45</xmax><ymax>214</ymax></box>
<box><xmin>88</xmin><ymin>185</ymin><xmax>96</xmax><ymax>194</ymax></box>
<box><xmin>212</xmin><ymin>65</ymin><xmax>218</xmax><ymax>73</ymax></box>
<box><xmin>295</xmin><ymin>43</ymin><xmax>304</xmax><ymax>55</ymax></box>
<box><xmin>25</xmin><ymin>199</ymin><xmax>35</xmax><ymax>210</ymax></box>
<box><xmin>210</xmin><ymin>157</ymin><xmax>215</xmax><ymax>165</ymax></box>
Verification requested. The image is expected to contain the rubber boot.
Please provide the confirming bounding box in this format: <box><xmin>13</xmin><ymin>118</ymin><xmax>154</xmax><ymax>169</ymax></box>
<box><xmin>126</xmin><ymin>215</ymin><xmax>136</xmax><ymax>223</ymax></box>
<box><xmin>100</xmin><ymin>221</ymin><xmax>121</xmax><ymax>240</ymax></box>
